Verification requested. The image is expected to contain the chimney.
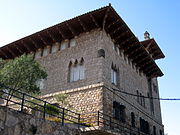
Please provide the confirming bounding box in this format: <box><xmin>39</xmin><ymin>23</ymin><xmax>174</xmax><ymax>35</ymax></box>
<box><xmin>144</xmin><ymin>31</ymin><xmax>150</xmax><ymax>40</ymax></box>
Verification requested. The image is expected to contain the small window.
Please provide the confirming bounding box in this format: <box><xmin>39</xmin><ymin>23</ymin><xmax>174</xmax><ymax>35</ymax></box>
<box><xmin>35</xmin><ymin>49</ymin><xmax>42</xmax><ymax>59</ymax></box>
<box><xmin>60</xmin><ymin>41</ymin><xmax>67</xmax><ymax>50</ymax></box>
<box><xmin>97</xmin><ymin>49</ymin><xmax>105</xmax><ymax>58</ymax></box>
<box><xmin>111</xmin><ymin>68</ymin><xmax>117</xmax><ymax>85</ymax></box>
<box><xmin>43</xmin><ymin>46</ymin><xmax>50</xmax><ymax>57</ymax></box>
<box><xmin>36</xmin><ymin>79</ymin><xmax>44</xmax><ymax>90</ymax></box>
<box><xmin>51</xmin><ymin>42</ymin><xmax>60</xmax><ymax>53</ymax></box>
<box><xmin>69</xmin><ymin>38</ymin><xmax>76</xmax><ymax>47</ymax></box>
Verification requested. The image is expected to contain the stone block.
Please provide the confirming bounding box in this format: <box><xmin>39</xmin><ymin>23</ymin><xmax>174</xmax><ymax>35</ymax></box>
<box><xmin>5</xmin><ymin>113</ymin><xmax>19</xmax><ymax>127</ymax></box>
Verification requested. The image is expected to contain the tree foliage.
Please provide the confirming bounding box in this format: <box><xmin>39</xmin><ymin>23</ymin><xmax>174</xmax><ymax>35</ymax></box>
<box><xmin>0</xmin><ymin>54</ymin><xmax>47</xmax><ymax>96</ymax></box>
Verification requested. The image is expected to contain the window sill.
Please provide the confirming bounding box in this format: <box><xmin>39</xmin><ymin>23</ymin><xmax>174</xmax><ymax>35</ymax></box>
<box><xmin>69</xmin><ymin>79</ymin><xmax>85</xmax><ymax>83</ymax></box>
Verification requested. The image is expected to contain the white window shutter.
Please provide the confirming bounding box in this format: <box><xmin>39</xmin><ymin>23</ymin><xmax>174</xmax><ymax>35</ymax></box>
<box><xmin>74</xmin><ymin>65</ymin><xmax>79</xmax><ymax>81</ymax></box>
<box><xmin>111</xmin><ymin>69</ymin><xmax>114</xmax><ymax>83</ymax></box>
<box><xmin>70</xmin><ymin>66</ymin><xmax>74</xmax><ymax>82</ymax></box>
<box><xmin>60</xmin><ymin>41</ymin><xmax>66</xmax><ymax>50</ymax></box>
<box><xmin>114</xmin><ymin>71</ymin><xmax>117</xmax><ymax>85</ymax></box>
<box><xmin>79</xmin><ymin>65</ymin><xmax>85</xmax><ymax>80</ymax></box>
<box><xmin>52</xmin><ymin>43</ymin><xmax>59</xmax><ymax>53</ymax></box>
<box><xmin>69</xmin><ymin>39</ymin><xmax>76</xmax><ymax>47</ymax></box>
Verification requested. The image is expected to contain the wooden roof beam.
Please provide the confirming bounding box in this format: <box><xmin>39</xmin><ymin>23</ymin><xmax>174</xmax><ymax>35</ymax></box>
<box><xmin>66</xmin><ymin>22</ymin><xmax>76</xmax><ymax>37</ymax></box>
<box><xmin>77</xmin><ymin>17</ymin><xmax>87</xmax><ymax>31</ymax></box>
<box><xmin>139</xmin><ymin>61</ymin><xmax>153</xmax><ymax>70</ymax></box>
<box><xmin>143</xmin><ymin>63</ymin><xmax>155</xmax><ymax>72</ymax></box>
<box><xmin>124</xmin><ymin>44</ymin><xmax>141</xmax><ymax>57</ymax></box>
<box><xmin>144</xmin><ymin>40</ymin><xmax>153</xmax><ymax>50</ymax></box>
<box><xmin>37</xmin><ymin>33</ymin><xmax>48</xmax><ymax>46</ymax></box>
<box><xmin>21</xmin><ymin>40</ymin><xmax>34</xmax><ymax>52</ymax></box>
<box><xmin>153</xmin><ymin>52</ymin><xmax>162</xmax><ymax>58</ymax></box>
<box><xmin>6</xmin><ymin>47</ymin><xmax>16</xmax><ymax>58</ymax></box>
<box><xmin>114</xmin><ymin>29</ymin><xmax>129</xmax><ymax>41</ymax></box>
<box><xmin>110</xmin><ymin>24</ymin><xmax>125</xmax><ymax>36</ymax></box>
<box><xmin>46</xmin><ymin>30</ymin><xmax>56</xmax><ymax>43</ymax></box>
<box><xmin>107</xmin><ymin>19</ymin><xmax>121</xmax><ymax>29</ymax></box>
<box><xmin>0</xmin><ymin>49</ymin><xmax>8</xmax><ymax>59</ymax></box>
<box><xmin>121</xmin><ymin>39</ymin><xmax>138</xmax><ymax>54</ymax></box>
<box><xmin>29</xmin><ymin>37</ymin><xmax>39</xmax><ymax>49</ymax></box>
<box><xmin>131</xmin><ymin>47</ymin><xmax>146</xmax><ymax>60</ymax></box>
<box><xmin>151</xmin><ymin>49</ymin><xmax>162</xmax><ymax>55</ymax></box>
<box><xmin>14</xmin><ymin>44</ymin><xmax>24</xmax><ymax>54</ymax></box>
<box><xmin>56</xmin><ymin>26</ymin><xmax>66</xmax><ymax>40</ymax></box>
<box><xmin>134</xmin><ymin>54</ymin><xmax>149</xmax><ymax>66</ymax></box>
<box><xmin>90</xmin><ymin>14</ymin><xmax>99</xmax><ymax>27</ymax></box>
<box><xmin>102</xmin><ymin>6</ymin><xmax>110</xmax><ymax>29</ymax></box>
<box><xmin>146</xmin><ymin>69</ymin><xmax>157</xmax><ymax>77</ymax></box>
<box><xmin>117</xmin><ymin>36</ymin><xmax>134</xmax><ymax>48</ymax></box>
<box><xmin>131</xmin><ymin>50</ymin><xmax>146</xmax><ymax>60</ymax></box>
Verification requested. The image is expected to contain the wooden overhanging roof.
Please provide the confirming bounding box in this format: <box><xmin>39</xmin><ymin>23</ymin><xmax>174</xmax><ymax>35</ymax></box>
<box><xmin>0</xmin><ymin>4</ymin><xmax>164</xmax><ymax>78</ymax></box>
<box><xmin>140</xmin><ymin>39</ymin><xmax>165</xmax><ymax>60</ymax></box>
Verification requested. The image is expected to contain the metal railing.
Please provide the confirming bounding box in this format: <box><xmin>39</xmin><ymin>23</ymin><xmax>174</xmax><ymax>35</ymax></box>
<box><xmin>81</xmin><ymin>111</ymin><xmax>149</xmax><ymax>135</ymax></box>
<box><xmin>0</xmin><ymin>83</ymin><xmax>149</xmax><ymax>134</ymax></box>
<box><xmin>0</xmin><ymin>83</ymin><xmax>81</xmax><ymax>128</ymax></box>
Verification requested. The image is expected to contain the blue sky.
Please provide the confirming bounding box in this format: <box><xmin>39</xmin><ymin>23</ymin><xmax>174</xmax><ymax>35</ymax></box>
<box><xmin>0</xmin><ymin>1</ymin><xmax>180</xmax><ymax>134</ymax></box>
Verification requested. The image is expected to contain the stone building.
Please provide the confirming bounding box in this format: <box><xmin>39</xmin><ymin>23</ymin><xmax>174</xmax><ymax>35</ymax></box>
<box><xmin>0</xmin><ymin>5</ymin><xmax>165</xmax><ymax>135</ymax></box>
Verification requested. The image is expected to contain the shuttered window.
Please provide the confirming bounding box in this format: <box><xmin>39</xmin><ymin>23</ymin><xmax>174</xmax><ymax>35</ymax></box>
<box><xmin>111</xmin><ymin>68</ymin><xmax>117</xmax><ymax>85</ymax></box>
<box><xmin>70</xmin><ymin>63</ymin><xmax>85</xmax><ymax>82</ymax></box>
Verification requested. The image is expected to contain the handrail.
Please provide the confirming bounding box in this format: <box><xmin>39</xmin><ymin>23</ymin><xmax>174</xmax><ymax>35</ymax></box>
<box><xmin>0</xmin><ymin>83</ymin><xmax>150</xmax><ymax>134</ymax></box>
<box><xmin>0</xmin><ymin>83</ymin><xmax>81</xmax><ymax>127</ymax></box>
<box><xmin>81</xmin><ymin>111</ymin><xmax>149</xmax><ymax>135</ymax></box>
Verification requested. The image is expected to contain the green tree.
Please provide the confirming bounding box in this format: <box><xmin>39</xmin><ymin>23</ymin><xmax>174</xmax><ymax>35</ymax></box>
<box><xmin>0</xmin><ymin>54</ymin><xmax>47</xmax><ymax>101</ymax></box>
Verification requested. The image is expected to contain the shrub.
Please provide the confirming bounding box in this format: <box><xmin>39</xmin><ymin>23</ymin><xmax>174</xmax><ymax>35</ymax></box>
<box><xmin>45</xmin><ymin>104</ymin><xmax>60</xmax><ymax>115</ymax></box>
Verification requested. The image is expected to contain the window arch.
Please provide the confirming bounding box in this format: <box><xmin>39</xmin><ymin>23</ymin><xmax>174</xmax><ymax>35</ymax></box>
<box><xmin>69</xmin><ymin>58</ymin><xmax>85</xmax><ymax>82</ymax></box>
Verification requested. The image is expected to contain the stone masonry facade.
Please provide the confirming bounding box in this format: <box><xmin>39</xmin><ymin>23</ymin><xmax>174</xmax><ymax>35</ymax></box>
<box><xmin>34</xmin><ymin>29</ymin><xmax>164</xmax><ymax>134</ymax></box>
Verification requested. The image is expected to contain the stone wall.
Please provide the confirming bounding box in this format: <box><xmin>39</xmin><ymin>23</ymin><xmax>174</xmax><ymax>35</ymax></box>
<box><xmin>102</xmin><ymin>85</ymin><xmax>164</xmax><ymax>135</ymax></box>
<box><xmin>36</xmin><ymin>29</ymin><xmax>104</xmax><ymax>95</ymax></box>
<box><xmin>42</xmin><ymin>83</ymin><xmax>104</xmax><ymax>123</ymax></box>
<box><xmin>98</xmin><ymin>31</ymin><xmax>164</xmax><ymax>134</ymax></box>
<box><xmin>0</xmin><ymin>106</ymin><xmax>80</xmax><ymax>135</ymax></box>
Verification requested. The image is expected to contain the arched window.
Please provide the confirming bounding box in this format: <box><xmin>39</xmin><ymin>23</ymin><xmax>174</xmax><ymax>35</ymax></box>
<box><xmin>69</xmin><ymin>58</ymin><xmax>85</xmax><ymax>82</ymax></box>
<box><xmin>113</xmin><ymin>101</ymin><xmax>126</xmax><ymax>122</ymax></box>
<box><xmin>131</xmin><ymin>112</ymin><xmax>135</xmax><ymax>127</ymax></box>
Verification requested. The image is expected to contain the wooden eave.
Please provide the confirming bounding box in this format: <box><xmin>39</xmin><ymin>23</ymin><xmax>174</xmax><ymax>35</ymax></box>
<box><xmin>140</xmin><ymin>38</ymin><xmax>165</xmax><ymax>60</ymax></box>
<box><xmin>0</xmin><ymin>5</ymin><xmax>164</xmax><ymax>78</ymax></box>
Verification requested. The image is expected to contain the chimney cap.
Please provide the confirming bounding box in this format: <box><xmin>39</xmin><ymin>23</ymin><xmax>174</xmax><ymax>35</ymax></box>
<box><xmin>144</xmin><ymin>31</ymin><xmax>150</xmax><ymax>40</ymax></box>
